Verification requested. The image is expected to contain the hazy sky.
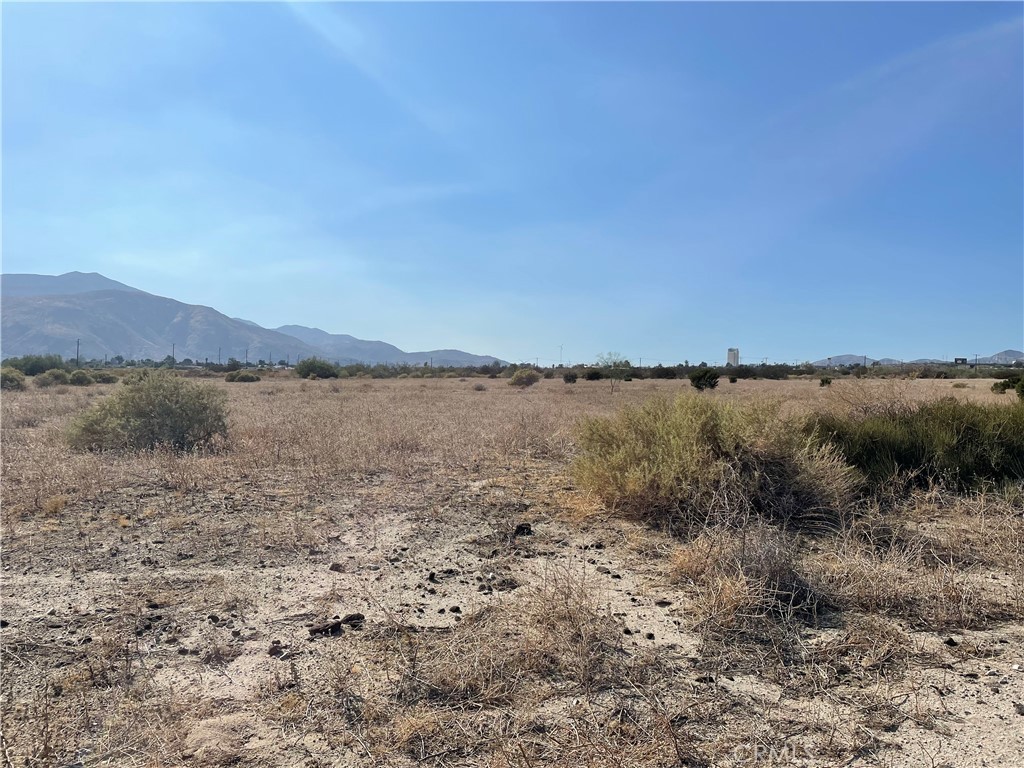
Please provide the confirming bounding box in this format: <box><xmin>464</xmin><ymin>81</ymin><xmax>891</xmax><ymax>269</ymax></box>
<box><xmin>4</xmin><ymin>2</ymin><xmax>1022</xmax><ymax>365</ymax></box>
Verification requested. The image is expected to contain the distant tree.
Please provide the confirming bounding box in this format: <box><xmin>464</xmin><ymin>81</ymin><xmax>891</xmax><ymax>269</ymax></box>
<box><xmin>563</xmin><ymin>372</ymin><xmax>578</xmax><ymax>384</ymax></box>
<box><xmin>295</xmin><ymin>357</ymin><xmax>340</xmax><ymax>379</ymax></box>
<box><xmin>2</xmin><ymin>354</ymin><xmax>66</xmax><ymax>376</ymax></box>
<box><xmin>689</xmin><ymin>368</ymin><xmax>720</xmax><ymax>391</ymax></box>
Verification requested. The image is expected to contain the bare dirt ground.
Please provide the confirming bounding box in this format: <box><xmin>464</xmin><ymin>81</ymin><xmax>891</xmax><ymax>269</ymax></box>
<box><xmin>1</xmin><ymin>375</ymin><xmax>1021</xmax><ymax>767</ymax></box>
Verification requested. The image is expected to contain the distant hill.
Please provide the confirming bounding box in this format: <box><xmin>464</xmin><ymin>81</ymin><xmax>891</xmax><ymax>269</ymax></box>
<box><xmin>1</xmin><ymin>271</ymin><xmax>141</xmax><ymax>298</ymax></box>
<box><xmin>812</xmin><ymin>354</ymin><xmax>876</xmax><ymax>367</ymax></box>
<box><xmin>276</xmin><ymin>325</ymin><xmax>503</xmax><ymax>367</ymax></box>
<box><xmin>813</xmin><ymin>351</ymin><xmax>1023</xmax><ymax>367</ymax></box>
<box><xmin>1</xmin><ymin>272</ymin><xmax>505</xmax><ymax>366</ymax></box>
<box><xmin>1</xmin><ymin>290</ymin><xmax>323</xmax><ymax>363</ymax></box>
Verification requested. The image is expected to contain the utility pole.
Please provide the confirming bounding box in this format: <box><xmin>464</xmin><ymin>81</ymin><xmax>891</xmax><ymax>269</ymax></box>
<box><xmin>171</xmin><ymin>343</ymin><xmax>175</xmax><ymax>365</ymax></box>
<box><xmin>218</xmin><ymin>347</ymin><xmax>222</xmax><ymax>365</ymax></box>
<box><xmin>245</xmin><ymin>348</ymin><xmax>249</xmax><ymax>366</ymax></box>
<box><xmin>559</xmin><ymin>345</ymin><xmax>563</xmax><ymax>367</ymax></box>
<box><xmin>76</xmin><ymin>339</ymin><xmax>80</xmax><ymax>369</ymax></box>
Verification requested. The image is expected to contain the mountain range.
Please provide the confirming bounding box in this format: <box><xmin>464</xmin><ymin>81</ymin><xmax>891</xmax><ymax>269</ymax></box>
<box><xmin>811</xmin><ymin>351</ymin><xmax>1023</xmax><ymax>367</ymax></box>
<box><xmin>0</xmin><ymin>272</ymin><xmax>504</xmax><ymax>367</ymax></box>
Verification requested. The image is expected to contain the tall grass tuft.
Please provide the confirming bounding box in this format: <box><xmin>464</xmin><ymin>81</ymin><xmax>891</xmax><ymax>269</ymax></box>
<box><xmin>809</xmin><ymin>397</ymin><xmax>1024</xmax><ymax>492</ymax></box>
<box><xmin>574</xmin><ymin>394</ymin><xmax>858</xmax><ymax>531</ymax></box>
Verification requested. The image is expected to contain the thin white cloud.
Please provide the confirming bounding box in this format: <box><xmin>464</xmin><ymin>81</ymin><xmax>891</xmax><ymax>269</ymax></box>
<box><xmin>285</xmin><ymin>3</ymin><xmax>457</xmax><ymax>140</ymax></box>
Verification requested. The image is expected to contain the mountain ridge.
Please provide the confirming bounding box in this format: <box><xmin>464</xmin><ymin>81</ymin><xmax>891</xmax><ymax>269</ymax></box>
<box><xmin>1</xmin><ymin>272</ymin><xmax>505</xmax><ymax>366</ymax></box>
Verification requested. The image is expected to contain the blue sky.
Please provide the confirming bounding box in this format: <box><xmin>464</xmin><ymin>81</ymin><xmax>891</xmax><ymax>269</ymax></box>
<box><xmin>3</xmin><ymin>2</ymin><xmax>1022</xmax><ymax>365</ymax></box>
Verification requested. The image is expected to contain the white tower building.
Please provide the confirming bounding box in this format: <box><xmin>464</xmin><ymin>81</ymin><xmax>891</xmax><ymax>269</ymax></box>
<box><xmin>727</xmin><ymin>348</ymin><xmax>740</xmax><ymax>367</ymax></box>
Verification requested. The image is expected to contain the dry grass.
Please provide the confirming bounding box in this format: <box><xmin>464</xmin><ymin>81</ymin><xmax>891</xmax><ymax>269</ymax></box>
<box><xmin>2</xmin><ymin>376</ymin><xmax>1022</xmax><ymax>767</ymax></box>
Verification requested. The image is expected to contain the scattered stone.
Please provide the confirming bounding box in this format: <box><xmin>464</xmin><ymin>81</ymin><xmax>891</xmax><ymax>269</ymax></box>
<box><xmin>328</xmin><ymin>563</ymin><xmax>345</xmax><ymax>573</ymax></box>
<box><xmin>1013</xmin><ymin>702</ymin><xmax>1024</xmax><ymax>716</ymax></box>
<box><xmin>309</xmin><ymin>620</ymin><xmax>344</xmax><ymax>637</ymax></box>
<box><xmin>944</xmin><ymin>636</ymin><xmax>960</xmax><ymax>647</ymax></box>
<box><xmin>449</xmin><ymin>606</ymin><xmax>462</xmax><ymax>614</ymax></box>
<box><xmin>596</xmin><ymin>566</ymin><xmax>611</xmax><ymax>574</ymax></box>
<box><xmin>654</xmin><ymin>599</ymin><xmax>673</xmax><ymax>608</ymax></box>
<box><xmin>0</xmin><ymin>619</ymin><xmax>9</xmax><ymax>628</ymax></box>
<box><xmin>339</xmin><ymin>613</ymin><xmax>365</xmax><ymax>630</ymax></box>
<box><xmin>645</xmin><ymin>632</ymin><xmax>655</xmax><ymax>640</ymax></box>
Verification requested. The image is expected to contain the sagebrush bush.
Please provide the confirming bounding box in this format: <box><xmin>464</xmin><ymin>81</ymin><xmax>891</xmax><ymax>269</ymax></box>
<box><xmin>509</xmin><ymin>369</ymin><xmax>541</xmax><ymax>388</ymax></box>
<box><xmin>1</xmin><ymin>367</ymin><xmax>26</xmax><ymax>391</ymax></box>
<box><xmin>574</xmin><ymin>394</ymin><xmax>858</xmax><ymax>531</ymax></box>
<box><xmin>67</xmin><ymin>371</ymin><xmax>227</xmax><ymax>452</ymax></box>
<box><xmin>34</xmin><ymin>369</ymin><xmax>71</xmax><ymax>387</ymax></box>
<box><xmin>69</xmin><ymin>370</ymin><xmax>93</xmax><ymax>386</ymax></box>
<box><xmin>226</xmin><ymin>370</ymin><xmax>261</xmax><ymax>382</ymax></box>
<box><xmin>809</xmin><ymin>397</ymin><xmax>1024</xmax><ymax>492</ymax></box>
<box><xmin>562</xmin><ymin>372</ymin><xmax>578</xmax><ymax>384</ymax></box>
<box><xmin>295</xmin><ymin>358</ymin><xmax>339</xmax><ymax>379</ymax></box>
<box><xmin>820</xmin><ymin>377</ymin><xmax>832</xmax><ymax>388</ymax></box>
<box><xmin>91</xmin><ymin>371</ymin><xmax>119</xmax><ymax>384</ymax></box>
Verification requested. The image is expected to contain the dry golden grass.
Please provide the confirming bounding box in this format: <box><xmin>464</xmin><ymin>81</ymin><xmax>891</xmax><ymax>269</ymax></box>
<box><xmin>1</xmin><ymin>375</ymin><xmax>1022</xmax><ymax>767</ymax></box>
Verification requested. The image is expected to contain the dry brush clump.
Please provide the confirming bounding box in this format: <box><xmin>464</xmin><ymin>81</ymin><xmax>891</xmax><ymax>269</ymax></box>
<box><xmin>67</xmin><ymin>370</ymin><xmax>227</xmax><ymax>452</ymax></box>
<box><xmin>574</xmin><ymin>394</ymin><xmax>859</xmax><ymax>533</ymax></box>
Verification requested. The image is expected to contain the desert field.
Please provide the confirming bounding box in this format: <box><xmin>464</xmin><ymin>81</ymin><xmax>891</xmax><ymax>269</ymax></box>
<box><xmin>1</xmin><ymin>375</ymin><xmax>1022</xmax><ymax>767</ymax></box>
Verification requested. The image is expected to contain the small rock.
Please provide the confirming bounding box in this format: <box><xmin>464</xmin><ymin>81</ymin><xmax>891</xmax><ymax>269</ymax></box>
<box><xmin>328</xmin><ymin>563</ymin><xmax>345</xmax><ymax>573</ymax></box>
<box><xmin>596</xmin><ymin>566</ymin><xmax>611</xmax><ymax>574</ymax></box>
<box><xmin>449</xmin><ymin>606</ymin><xmax>461</xmax><ymax>614</ymax></box>
<box><xmin>340</xmin><ymin>613</ymin><xmax>365</xmax><ymax>630</ymax></box>
<box><xmin>513</xmin><ymin>522</ymin><xmax>533</xmax><ymax>537</ymax></box>
<box><xmin>1014</xmin><ymin>702</ymin><xmax>1024</xmax><ymax>716</ymax></box>
<box><xmin>309</xmin><ymin>620</ymin><xmax>344</xmax><ymax>637</ymax></box>
<box><xmin>944</xmin><ymin>636</ymin><xmax>959</xmax><ymax>647</ymax></box>
<box><xmin>654</xmin><ymin>599</ymin><xmax>673</xmax><ymax>608</ymax></box>
<box><xmin>645</xmin><ymin>632</ymin><xmax>655</xmax><ymax>640</ymax></box>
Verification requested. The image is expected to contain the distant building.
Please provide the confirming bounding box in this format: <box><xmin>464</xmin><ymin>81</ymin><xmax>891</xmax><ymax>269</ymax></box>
<box><xmin>727</xmin><ymin>348</ymin><xmax>740</xmax><ymax>367</ymax></box>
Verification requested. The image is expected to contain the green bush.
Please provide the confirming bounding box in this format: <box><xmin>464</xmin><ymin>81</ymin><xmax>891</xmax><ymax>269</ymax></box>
<box><xmin>69</xmin><ymin>370</ymin><xmax>94</xmax><ymax>386</ymax></box>
<box><xmin>2</xmin><ymin>354</ymin><xmax>66</xmax><ymax>376</ymax></box>
<box><xmin>226</xmin><ymin>370</ymin><xmax>261</xmax><ymax>382</ymax></box>
<box><xmin>992</xmin><ymin>381</ymin><xmax>1013</xmax><ymax>394</ymax></box>
<box><xmin>34</xmin><ymin>369</ymin><xmax>71</xmax><ymax>388</ymax></box>
<box><xmin>574</xmin><ymin>394</ymin><xmax>857</xmax><ymax>531</ymax></box>
<box><xmin>1017</xmin><ymin>379</ymin><xmax>1024</xmax><ymax>401</ymax></box>
<box><xmin>67</xmin><ymin>371</ymin><xmax>227</xmax><ymax>452</ymax></box>
<box><xmin>728</xmin><ymin>376</ymin><xmax>738</xmax><ymax>384</ymax></box>
<box><xmin>819</xmin><ymin>377</ymin><xmax>832</xmax><ymax>388</ymax></box>
<box><xmin>808</xmin><ymin>398</ymin><xmax>1024</xmax><ymax>492</ymax></box>
<box><xmin>563</xmin><ymin>372</ymin><xmax>578</xmax><ymax>384</ymax></box>
<box><xmin>91</xmin><ymin>371</ymin><xmax>119</xmax><ymax>384</ymax></box>
<box><xmin>509</xmin><ymin>369</ymin><xmax>542</xmax><ymax>388</ymax></box>
<box><xmin>584</xmin><ymin>370</ymin><xmax>602</xmax><ymax>381</ymax></box>
<box><xmin>688</xmin><ymin>368</ymin><xmax>720</xmax><ymax>391</ymax></box>
<box><xmin>1</xmin><ymin>367</ymin><xmax>26</xmax><ymax>391</ymax></box>
<box><xmin>295</xmin><ymin>358</ymin><xmax>339</xmax><ymax>379</ymax></box>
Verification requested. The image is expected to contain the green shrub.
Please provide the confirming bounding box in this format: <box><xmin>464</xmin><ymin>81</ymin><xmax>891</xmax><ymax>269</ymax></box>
<box><xmin>808</xmin><ymin>398</ymin><xmax>1024</xmax><ymax>492</ymax></box>
<box><xmin>2</xmin><ymin>354</ymin><xmax>66</xmax><ymax>376</ymax></box>
<box><xmin>473</xmin><ymin>383</ymin><xmax>487</xmax><ymax>392</ymax></box>
<box><xmin>1</xmin><ymin>367</ymin><xmax>26</xmax><ymax>391</ymax></box>
<box><xmin>226</xmin><ymin>370</ymin><xmax>261</xmax><ymax>383</ymax></box>
<box><xmin>584</xmin><ymin>370</ymin><xmax>602</xmax><ymax>381</ymax></box>
<box><xmin>951</xmin><ymin>382</ymin><xmax>968</xmax><ymax>389</ymax></box>
<box><xmin>819</xmin><ymin>377</ymin><xmax>832</xmax><ymax>388</ymax></box>
<box><xmin>295</xmin><ymin>358</ymin><xmax>339</xmax><ymax>379</ymax></box>
<box><xmin>509</xmin><ymin>369</ymin><xmax>542</xmax><ymax>388</ymax></box>
<box><xmin>67</xmin><ymin>371</ymin><xmax>227</xmax><ymax>452</ymax></box>
<box><xmin>69</xmin><ymin>370</ymin><xmax>94</xmax><ymax>386</ymax></box>
<box><xmin>34</xmin><ymin>369</ymin><xmax>71</xmax><ymax>388</ymax></box>
<box><xmin>1017</xmin><ymin>379</ymin><xmax>1024</xmax><ymax>401</ymax></box>
<box><xmin>91</xmin><ymin>371</ymin><xmax>119</xmax><ymax>384</ymax></box>
<box><xmin>729</xmin><ymin>376</ymin><xmax>738</xmax><ymax>384</ymax></box>
<box><xmin>574</xmin><ymin>395</ymin><xmax>858</xmax><ymax>531</ymax></box>
<box><xmin>992</xmin><ymin>380</ymin><xmax>1013</xmax><ymax>394</ymax></box>
<box><xmin>563</xmin><ymin>372</ymin><xmax>578</xmax><ymax>384</ymax></box>
<box><xmin>688</xmin><ymin>368</ymin><xmax>720</xmax><ymax>391</ymax></box>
